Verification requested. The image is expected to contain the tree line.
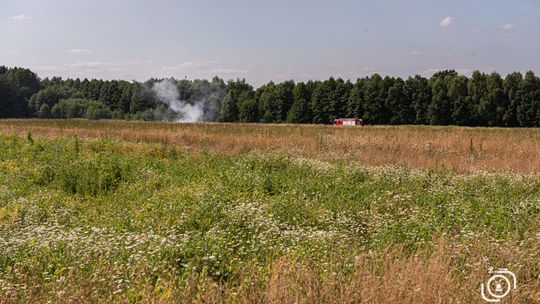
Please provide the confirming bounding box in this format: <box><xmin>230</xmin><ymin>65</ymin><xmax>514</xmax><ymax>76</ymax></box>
<box><xmin>1</xmin><ymin>65</ymin><xmax>540</xmax><ymax>127</ymax></box>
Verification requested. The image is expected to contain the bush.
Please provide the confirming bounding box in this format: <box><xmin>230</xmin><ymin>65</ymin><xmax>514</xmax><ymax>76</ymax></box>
<box><xmin>39</xmin><ymin>154</ymin><xmax>133</xmax><ymax>196</ymax></box>
<box><xmin>85</xmin><ymin>103</ymin><xmax>112</xmax><ymax>120</ymax></box>
<box><xmin>130</xmin><ymin>109</ymin><xmax>156</xmax><ymax>121</ymax></box>
<box><xmin>51</xmin><ymin>99</ymin><xmax>112</xmax><ymax>120</ymax></box>
<box><xmin>28</xmin><ymin>85</ymin><xmax>80</xmax><ymax>117</ymax></box>
<box><xmin>38</xmin><ymin>103</ymin><xmax>51</xmax><ymax>118</ymax></box>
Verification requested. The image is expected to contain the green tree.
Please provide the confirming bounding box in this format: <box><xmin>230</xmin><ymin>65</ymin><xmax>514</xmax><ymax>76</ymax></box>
<box><xmin>449</xmin><ymin>76</ymin><xmax>471</xmax><ymax>125</ymax></box>
<box><xmin>427</xmin><ymin>70</ymin><xmax>457</xmax><ymax>125</ymax></box>
<box><xmin>477</xmin><ymin>72</ymin><xmax>506</xmax><ymax>126</ymax></box>
<box><xmin>331</xmin><ymin>78</ymin><xmax>352</xmax><ymax>120</ymax></box>
<box><xmin>259</xmin><ymin>81</ymin><xmax>294</xmax><ymax>123</ymax></box>
<box><xmin>347</xmin><ymin>79</ymin><xmax>365</xmax><ymax>119</ymax></box>
<box><xmin>238</xmin><ymin>95</ymin><xmax>260</xmax><ymax>123</ymax></box>
<box><xmin>503</xmin><ymin>72</ymin><xmax>523</xmax><ymax>127</ymax></box>
<box><xmin>386</xmin><ymin>78</ymin><xmax>414</xmax><ymax>124</ymax></box>
<box><xmin>405</xmin><ymin>76</ymin><xmax>431</xmax><ymax>125</ymax></box>
<box><xmin>0</xmin><ymin>75</ymin><xmax>16</xmax><ymax>118</ymax></box>
<box><xmin>311</xmin><ymin>80</ymin><xmax>333</xmax><ymax>124</ymax></box>
<box><xmin>466</xmin><ymin>71</ymin><xmax>488</xmax><ymax>125</ymax></box>
<box><xmin>362</xmin><ymin>74</ymin><xmax>388</xmax><ymax>124</ymax></box>
<box><xmin>85</xmin><ymin>102</ymin><xmax>113</xmax><ymax>120</ymax></box>
<box><xmin>220</xmin><ymin>79</ymin><xmax>252</xmax><ymax>122</ymax></box>
<box><xmin>38</xmin><ymin>103</ymin><xmax>51</xmax><ymax>118</ymax></box>
<box><xmin>286</xmin><ymin>82</ymin><xmax>312</xmax><ymax>123</ymax></box>
<box><xmin>516</xmin><ymin>71</ymin><xmax>540</xmax><ymax>127</ymax></box>
<box><xmin>28</xmin><ymin>85</ymin><xmax>79</xmax><ymax>117</ymax></box>
<box><xmin>52</xmin><ymin>99</ymin><xmax>104</xmax><ymax>119</ymax></box>
<box><xmin>4</xmin><ymin>67</ymin><xmax>41</xmax><ymax>117</ymax></box>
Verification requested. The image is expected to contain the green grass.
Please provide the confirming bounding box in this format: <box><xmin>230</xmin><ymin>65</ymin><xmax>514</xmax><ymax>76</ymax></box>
<box><xmin>1</xmin><ymin>133</ymin><xmax>540</xmax><ymax>302</ymax></box>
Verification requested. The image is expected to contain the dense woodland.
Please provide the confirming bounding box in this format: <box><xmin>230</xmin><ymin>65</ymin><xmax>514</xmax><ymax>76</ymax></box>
<box><xmin>1</xmin><ymin>65</ymin><xmax>540</xmax><ymax>126</ymax></box>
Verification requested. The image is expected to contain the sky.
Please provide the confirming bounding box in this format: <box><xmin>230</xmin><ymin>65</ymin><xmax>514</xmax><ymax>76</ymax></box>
<box><xmin>1</xmin><ymin>0</ymin><xmax>539</xmax><ymax>86</ymax></box>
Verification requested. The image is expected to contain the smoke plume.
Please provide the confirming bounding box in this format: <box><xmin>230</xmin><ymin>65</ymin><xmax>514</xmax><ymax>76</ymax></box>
<box><xmin>152</xmin><ymin>79</ymin><xmax>204</xmax><ymax>122</ymax></box>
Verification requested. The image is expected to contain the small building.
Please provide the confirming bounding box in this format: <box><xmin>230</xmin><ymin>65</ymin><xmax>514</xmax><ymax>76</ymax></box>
<box><xmin>334</xmin><ymin>118</ymin><xmax>363</xmax><ymax>126</ymax></box>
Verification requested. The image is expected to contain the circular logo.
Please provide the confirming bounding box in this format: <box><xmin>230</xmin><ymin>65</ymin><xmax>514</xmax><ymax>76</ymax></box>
<box><xmin>486</xmin><ymin>274</ymin><xmax>512</xmax><ymax>299</ymax></box>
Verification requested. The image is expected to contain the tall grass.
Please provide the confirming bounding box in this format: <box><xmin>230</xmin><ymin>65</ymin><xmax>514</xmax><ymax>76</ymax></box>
<box><xmin>1</xmin><ymin>132</ymin><xmax>539</xmax><ymax>302</ymax></box>
<box><xmin>1</xmin><ymin>119</ymin><xmax>540</xmax><ymax>172</ymax></box>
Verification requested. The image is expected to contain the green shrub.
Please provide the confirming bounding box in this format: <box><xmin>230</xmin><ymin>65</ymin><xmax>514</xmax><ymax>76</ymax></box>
<box><xmin>85</xmin><ymin>102</ymin><xmax>112</xmax><ymax>120</ymax></box>
<box><xmin>37</xmin><ymin>103</ymin><xmax>51</xmax><ymax>118</ymax></box>
<box><xmin>51</xmin><ymin>99</ymin><xmax>112</xmax><ymax>120</ymax></box>
<box><xmin>39</xmin><ymin>154</ymin><xmax>133</xmax><ymax>196</ymax></box>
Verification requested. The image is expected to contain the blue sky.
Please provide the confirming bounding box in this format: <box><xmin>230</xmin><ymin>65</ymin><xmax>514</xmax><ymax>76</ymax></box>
<box><xmin>1</xmin><ymin>0</ymin><xmax>539</xmax><ymax>85</ymax></box>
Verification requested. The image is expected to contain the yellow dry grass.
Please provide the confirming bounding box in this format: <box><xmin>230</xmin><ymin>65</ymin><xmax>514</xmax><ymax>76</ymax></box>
<box><xmin>0</xmin><ymin>119</ymin><xmax>539</xmax><ymax>173</ymax></box>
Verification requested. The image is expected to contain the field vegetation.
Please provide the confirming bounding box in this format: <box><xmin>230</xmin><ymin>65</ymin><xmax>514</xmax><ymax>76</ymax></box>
<box><xmin>1</xmin><ymin>119</ymin><xmax>540</xmax><ymax>173</ymax></box>
<box><xmin>1</xmin><ymin>120</ymin><xmax>540</xmax><ymax>303</ymax></box>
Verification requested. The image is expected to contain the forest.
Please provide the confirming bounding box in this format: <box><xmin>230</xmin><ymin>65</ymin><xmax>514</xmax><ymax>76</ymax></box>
<box><xmin>1</xmin><ymin>65</ymin><xmax>540</xmax><ymax>127</ymax></box>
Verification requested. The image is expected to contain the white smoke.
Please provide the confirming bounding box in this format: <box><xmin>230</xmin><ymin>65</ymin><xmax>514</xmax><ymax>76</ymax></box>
<box><xmin>152</xmin><ymin>79</ymin><xmax>204</xmax><ymax>122</ymax></box>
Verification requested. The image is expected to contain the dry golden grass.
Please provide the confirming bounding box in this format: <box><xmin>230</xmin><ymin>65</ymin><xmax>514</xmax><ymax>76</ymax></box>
<box><xmin>7</xmin><ymin>239</ymin><xmax>536</xmax><ymax>304</ymax></box>
<box><xmin>185</xmin><ymin>240</ymin><xmax>537</xmax><ymax>304</ymax></box>
<box><xmin>0</xmin><ymin>119</ymin><xmax>539</xmax><ymax>173</ymax></box>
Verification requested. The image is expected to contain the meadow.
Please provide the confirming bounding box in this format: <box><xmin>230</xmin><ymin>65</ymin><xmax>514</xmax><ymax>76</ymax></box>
<box><xmin>0</xmin><ymin>120</ymin><xmax>539</xmax><ymax>303</ymax></box>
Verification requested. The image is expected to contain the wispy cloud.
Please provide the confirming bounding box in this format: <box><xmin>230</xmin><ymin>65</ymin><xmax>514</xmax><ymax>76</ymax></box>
<box><xmin>66</xmin><ymin>49</ymin><xmax>93</xmax><ymax>54</ymax></box>
<box><xmin>327</xmin><ymin>64</ymin><xmax>345</xmax><ymax>69</ymax></box>
<box><xmin>208</xmin><ymin>68</ymin><xmax>248</xmax><ymax>74</ymax></box>
<box><xmin>66</xmin><ymin>61</ymin><xmax>104</xmax><ymax>68</ymax></box>
<box><xmin>471</xmin><ymin>28</ymin><xmax>481</xmax><ymax>33</ymax></box>
<box><xmin>66</xmin><ymin>60</ymin><xmax>140</xmax><ymax>68</ymax></box>
<box><xmin>439</xmin><ymin>16</ymin><xmax>453</xmax><ymax>27</ymax></box>
<box><xmin>420</xmin><ymin>67</ymin><xmax>471</xmax><ymax>76</ymax></box>
<box><xmin>33</xmin><ymin>65</ymin><xmax>68</xmax><ymax>72</ymax></box>
<box><xmin>3</xmin><ymin>50</ymin><xmax>20</xmax><ymax>55</ymax></box>
<box><xmin>411</xmin><ymin>51</ymin><xmax>424</xmax><ymax>56</ymax></box>
<box><xmin>161</xmin><ymin>61</ymin><xmax>219</xmax><ymax>71</ymax></box>
<box><xmin>498</xmin><ymin>23</ymin><xmax>516</xmax><ymax>30</ymax></box>
<box><xmin>160</xmin><ymin>60</ymin><xmax>252</xmax><ymax>78</ymax></box>
<box><xmin>8</xmin><ymin>15</ymin><xmax>32</xmax><ymax>22</ymax></box>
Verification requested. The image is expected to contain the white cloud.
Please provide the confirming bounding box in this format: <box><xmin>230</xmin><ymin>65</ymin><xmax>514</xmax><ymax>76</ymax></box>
<box><xmin>362</xmin><ymin>67</ymin><xmax>376</xmax><ymax>72</ymax></box>
<box><xmin>66</xmin><ymin>49</ymin><xmax>92</xmax><ymax>54</ymax></box>
<box><xmin>411</xmin><ymin>51</ymin><xmax>424</xmax><ymax>56</ymax></box>
<box><xmin>498</xmin><ymin>23</ymin><xmax>516</xmax><ymax>30</ymax></box>
<box><xmin>439</xmin><ymin>16</ymin><xmax>453</xmax><ymax>27</ymax></box>
<box><xmin>8</xmin><ymin>15</ymin><xmax>32</xmax><ymax>21</ymax></box>
<box><xmin>471</xmin><ymin>28</ymin><xmax>481</xmax><ymax>33</ymax></box>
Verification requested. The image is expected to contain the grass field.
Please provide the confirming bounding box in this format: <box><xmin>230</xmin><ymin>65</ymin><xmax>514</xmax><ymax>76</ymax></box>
<box><xmin>0</xmin><ymin>120</ymin><xmax>539</xmax><ymax>303</ymax></box>
<box><xmin>2</xmin><ymin>119</ymin><xmax>540</xmax><ymax>173</ymax></box>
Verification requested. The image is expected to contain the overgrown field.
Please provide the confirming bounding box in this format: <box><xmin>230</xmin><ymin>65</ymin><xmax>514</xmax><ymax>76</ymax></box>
<box><xmin>2</xmin><ymin>119</ymin><xmax>540</xmax><ymax>173</ymax></box>
<box><xmin>0</xmin><ymin>121</ymin><xmax>540</xmax><ymax>303</ymax></box>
